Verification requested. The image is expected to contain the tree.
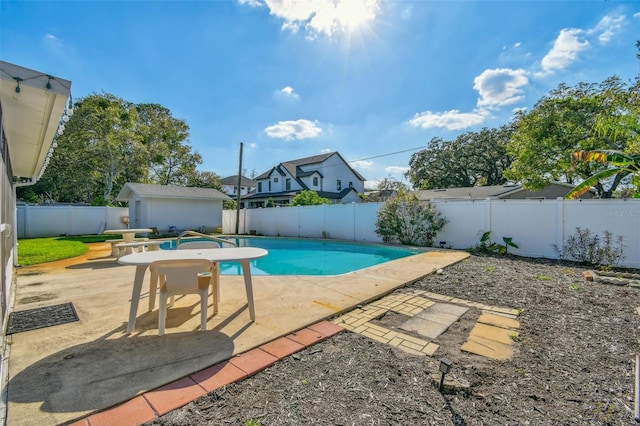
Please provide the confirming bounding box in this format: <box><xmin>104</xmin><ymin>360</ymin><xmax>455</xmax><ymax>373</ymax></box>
<box><xmin>33</xmin><ymin>93</ymin><xmax>145</xmax><ymax>203</ymax></box>
<box><xmin>505</xmin><ymin>75</ymin><xmax>639</xmax><ymax>197</ymax></box>
<box><xmin>18</xmin><ymin>94</ymin><xmax>206</xmax><ymax>204</ymax></box>
<box><xmin>137</xmin><ymin>103</ymin><xmax>202</xmax><ymax>186</ymax></box>
<box><xmin>377</xmin><ymin>176</ymin><xmax>408</xmax><ymax>192</ymax></box>
<box><xmin>292</xmin><ymin>190</ymin><xmax>331</xmax><ymax>206</ymax></box>
<box><xmin>375</xmin><ymin>190</ymin><xmax>446</xmax><ymax>246</ymax></box>
<box><xmin>187</xmin><ymin>171</ymin><xmax>222</xmax><ymax>190</ymax></box>
<box><xmin>406</xmin><ymin>125</ymin><xmax>513</xmax><ymax>189</ymax></box>
<box><xmin>565</xmin><ymin>150</ymin><xmax>640</xmax><ymax>199</ymax></box>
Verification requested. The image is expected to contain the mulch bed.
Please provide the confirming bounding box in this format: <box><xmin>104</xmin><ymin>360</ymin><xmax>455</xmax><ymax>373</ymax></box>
<box><xmin>146</xmin><ymin>254</ymin><xmax>640</xmax><ymax>425</ymax></box>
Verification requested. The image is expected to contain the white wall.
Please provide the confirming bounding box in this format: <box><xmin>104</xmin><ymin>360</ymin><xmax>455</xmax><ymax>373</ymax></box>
<box><xmin>141</xmin><ymin>198</ymin><xmax>223</xmax><ymax>233</ymax></box>
<box><xmin>17</xmin><ymin>205</ymin><xmax>128</xmax><ymax>238</ymax></box>
<box><xmin>223</xmin><ymin>198</ymin><xmax>640</xmax><ymax>268</ymax></box>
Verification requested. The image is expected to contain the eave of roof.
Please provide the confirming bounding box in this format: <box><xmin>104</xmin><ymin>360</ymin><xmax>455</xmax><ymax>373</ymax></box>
<box><xmin>1</xmin><ymin>61</ymin><xmax>71</xmax><ymax>181</ymax></box>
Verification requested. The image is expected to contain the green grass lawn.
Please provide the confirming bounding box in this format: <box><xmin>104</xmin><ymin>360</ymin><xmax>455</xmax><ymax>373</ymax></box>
<box><xmin>17</xmin><ymin>235</ymin><xmax>109</xmax><ymax>266</ymax></box>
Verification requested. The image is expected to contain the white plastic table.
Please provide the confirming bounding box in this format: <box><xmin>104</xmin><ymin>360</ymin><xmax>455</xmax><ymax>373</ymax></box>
<box><xmin>104</xmin><ymin>228</ymin><xmax>153</xmax><ymax>243</ymax></box>
<box><xmin>118</xmin><ymin>247</ymin><xmax>268</xmax><ymax>333</ymax></box>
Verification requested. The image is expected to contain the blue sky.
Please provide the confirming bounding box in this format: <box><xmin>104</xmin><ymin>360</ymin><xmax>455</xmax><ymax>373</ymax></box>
<box><xmin>1</xmin><ymin>1</ymin><xmax>639</xmax><ymax>188</ymax></box>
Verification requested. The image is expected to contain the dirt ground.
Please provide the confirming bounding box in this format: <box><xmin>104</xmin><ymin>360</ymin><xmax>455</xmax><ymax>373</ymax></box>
<box><xmin>146</xmin><ymin>254</ymin><xmax>640</xmax><ymax>425</ymax></box>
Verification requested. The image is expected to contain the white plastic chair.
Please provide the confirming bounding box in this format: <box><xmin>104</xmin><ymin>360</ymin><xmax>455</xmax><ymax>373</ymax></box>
<box><xmin>149</xmin><ymin>259</ymin><xmax>216</xmax><ymax>336</ymax></box>
<box><xmin>177</xmin><ymin>241</ymin><xmax>221</xmax><ymax>302</ymax></box>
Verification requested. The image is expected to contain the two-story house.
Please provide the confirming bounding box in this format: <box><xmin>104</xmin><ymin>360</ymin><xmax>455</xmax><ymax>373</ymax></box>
<box><xmin>220</xmin><ymin>175</ymin><xmax>256</xmax><ymax>199</ymax></box>
<box><xmin>243</xmin><ymin>152</ymin><xmax>366</xmax><ymax>208</ymax></box>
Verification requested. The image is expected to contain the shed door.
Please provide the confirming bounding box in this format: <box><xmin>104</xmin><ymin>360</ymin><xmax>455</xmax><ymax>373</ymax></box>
<box><xmin>134</xmin><ymin>200</ymin><xmax>141</xmax><ymax>228</ymax></box>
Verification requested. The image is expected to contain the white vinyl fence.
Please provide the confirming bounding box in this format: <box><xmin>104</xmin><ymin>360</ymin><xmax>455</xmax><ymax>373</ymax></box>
<box><xmin>16</xmin><ymin>200</ymin><xmax>640</xmax><ymax>268</ymax></box>
<box><xmin>17</xmin><ymin>205</ymin><xmax>129</xmax><ymax>238</ymax></box>
<box><xmin>223</xmin><ymin>198</ymin><xmax>640</xmax><ymax>268</ymax></box>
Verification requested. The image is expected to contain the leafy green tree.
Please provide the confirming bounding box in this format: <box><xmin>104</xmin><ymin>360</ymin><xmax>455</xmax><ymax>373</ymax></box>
<box><xmin>187</xmin><ymin>171</ymin><xmax>223</xmax><ymax>190</ymax></box>
<box><xmin>137</xmin><ymin>103</ymin><xmax>201</xmax><ymax>186</ymax></box>
<box><xmin>565</xmin><ymin>150</ymin><xmax>640</xmax><ymax>199</ymax></box>
<box><xmin>505</xmin><ymin>75</ymin><xmax>639</xmax><ymax>197</ymax></box>
<box><xmin>375</xmin><ymin>190</ymin><xmax>446</xmax><ymax>246</ymax></box>
<box><xmin>33</xmin><ymin>93</ymin><xmax>144</xmax><ymax>203</ymax></box>
<box><xmin>292</xmin><ymin>190</ymin><xmax>331</xmax><ymax>206</ymax></box>
<box><xmin>406</xmin><ymin>125</ymin><xmax>513</xmax><ymax>189</ymax></box>
<box><xmin>18</xmin><ymin>94</ymin><xmax>206</xmax><ymax>204</ymax></box>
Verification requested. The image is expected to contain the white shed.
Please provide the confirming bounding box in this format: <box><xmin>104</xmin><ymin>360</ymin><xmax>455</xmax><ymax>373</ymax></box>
<box><xmin>116</xmin><ymin>183</ymin><xmax>231</xmax><ymax>234</ymax></box>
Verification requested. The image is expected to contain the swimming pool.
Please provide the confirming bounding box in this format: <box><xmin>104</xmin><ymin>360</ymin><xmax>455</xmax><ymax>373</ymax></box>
<box><xmin>160</xmin><ymin>237</ymin><xmax>422</xmax><ymax>276</ymax></box>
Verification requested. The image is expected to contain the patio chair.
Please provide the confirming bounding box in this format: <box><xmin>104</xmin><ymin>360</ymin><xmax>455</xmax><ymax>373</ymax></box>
<box><xmin>149</xmin><ymin>259</ymin><xmax>216</xmax><ymax>336</ymax></box>
<box><xmin>177</xmin><ymin>241</ymin><xmax>221</xmax><ymax>302</ymax></box>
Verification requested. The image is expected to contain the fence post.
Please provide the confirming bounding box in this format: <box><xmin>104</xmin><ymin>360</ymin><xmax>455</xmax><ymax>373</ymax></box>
<box><xmin>484</xmin><ymin>198</ymin><xmax>492</xmax><ymax>234</ymax></box>
<box><xmin>555</xmin><ymin>198</ymin><xmax>564</xmax><ymax>259</ymax></box>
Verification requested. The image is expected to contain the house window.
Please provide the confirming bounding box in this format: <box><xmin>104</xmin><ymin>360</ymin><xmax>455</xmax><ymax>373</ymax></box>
<box><xmin>274</xmin><ymin>177</ymin><xmax>279</xmax><ymax>183</ymax></box>
<box><xmin>313</xmin><ymin>177</ymin><xmax>318</xmax><ymax>186</ymax></box>
<box><xmin>268</xmin><ymin>181</ymin><xmax>271</xmax><ymax>191</ymax></box>
<box><xmin>258</xmin><ymin>182</ymin><xmax>262</xmax><ymax>192</ymax></box>
<box><xmin>286</xmin><ymin>178</ymin><xmax>291</xmax><ymax>190</ymax></box>
<box><xmin>336</xmin><ymin>180</ymin><xmax>342</xmax><ymax>191</ymax></box>
<box><xmin>349</xmin><ymin>181</ymin><xmax>353</xmax><ymax>188</ymax></box>
<box><xmin>233</xmin><ymin>186</ymin><xmax>237</xmax><ymax>194</ymax></box>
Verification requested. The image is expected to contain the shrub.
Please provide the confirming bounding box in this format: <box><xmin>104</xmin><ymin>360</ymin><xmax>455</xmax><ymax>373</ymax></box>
<box><xmin>375</xmin><ymin>190</ymin><xmax>446</xmax><ymax>246</ymax></box>
<box><xmin>473</xmin><ymin>231</ymin><xmax>519</xmax><ymax>255</ymax></box>
<box><xmin>554</xmin><ymin>227</ymin><xmax>625</xmax><ymax>268</ymax></box>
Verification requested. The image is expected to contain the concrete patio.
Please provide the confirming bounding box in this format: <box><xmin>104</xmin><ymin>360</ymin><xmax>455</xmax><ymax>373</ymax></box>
<box><xmin>5</xmin><ymin>242</ymin><xmax>468</xmax><ymax>425</ymax></box>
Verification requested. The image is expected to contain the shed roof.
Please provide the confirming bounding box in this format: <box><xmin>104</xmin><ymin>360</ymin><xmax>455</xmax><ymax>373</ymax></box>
<box><xmin>116</xmin><ymin>183</ymin><xmax>231</xmax><ymax>202</ymax></box>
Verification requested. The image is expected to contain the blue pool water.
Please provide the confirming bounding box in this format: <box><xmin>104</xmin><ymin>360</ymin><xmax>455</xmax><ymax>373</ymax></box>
<box><xmin>160</xmin><ymin>237</ymin><xmax>422</xmax><ymax>276</ymax></box>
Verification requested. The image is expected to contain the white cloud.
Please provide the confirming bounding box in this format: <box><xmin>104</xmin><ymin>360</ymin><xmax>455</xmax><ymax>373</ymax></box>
<box><xmin>386</xmin><ymin>166</ymin><xmax>409</xmax><ymax>174</ymax></box>
<box><xmin>320</xmin><ymin>148</ymin><xmax>333</xmax><ymax>153</ymax></box>
<box><xmin>275</xmin><ymin>86</ymin><xmax>300</xmax><ymax>100</ymax></box>
<box><xmin>264</xmin><ymin>119</ymin><xmax>322</xmax><ymax>140</ymax></box>
<box><xmin>249</xmin><ymin>143</ymin><xmax>258</xmax><ymax>148</ymax></box>
<box><xmin>635</xmin><ymin>12</ymin><xmax>640</xmax><ymax>18</ymax></box>
<box><xmin>474</xmin><ymin>68</ymin><xmax>529</xmax><ymax>108</ymax></box>
<box><xmin>541</xmin><ymin>28</ymin><xmax>590</xmax><ymax>73</ymax></box>
<box><xmin>350</xmin><ymin>160</ymin><xmax>374</xmax><ymax>170</ymax></box>
<box><xmin>263</xmin><ymin>0</ymin><xmax>379</xmax><ymax>38</ymax></box>
<box><xmin>590</xmin><ymin>14</ymin><xmax>625</xmax><ymax>44</ymax></box>
<box><xmin>409</xmin><ymin>109</ymin><xmax>488</xmax><ymax>131</ymax></box>
<box><xmin>237</xmin><ymin>0</ymin><xmax>264</xmax><ymax>7</ymax></box>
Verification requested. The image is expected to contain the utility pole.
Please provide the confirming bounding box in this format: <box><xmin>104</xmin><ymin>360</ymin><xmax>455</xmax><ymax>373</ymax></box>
<box><xmin>235</xmin><ymin>142</ymin><xmax>243</xmax><ymax>235</ymax></box>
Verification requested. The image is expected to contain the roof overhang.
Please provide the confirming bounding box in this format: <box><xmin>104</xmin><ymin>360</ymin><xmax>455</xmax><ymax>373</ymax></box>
<box><xmin>0</xmin><ymin>61</ymin><xmax>71</xmax><ymax>181</ymax></box>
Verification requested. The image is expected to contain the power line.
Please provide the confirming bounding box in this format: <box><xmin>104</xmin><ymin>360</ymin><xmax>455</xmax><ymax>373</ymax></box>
<box><xmin>347</xmin><ymin>145</ymin><xmax>427</xmax><ymax>164</ymax></box>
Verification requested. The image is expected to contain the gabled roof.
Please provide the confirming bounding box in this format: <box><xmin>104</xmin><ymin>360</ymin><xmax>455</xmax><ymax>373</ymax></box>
<box><xmin>242</xmin><ymin>187</ymin><xmax>358</xmax><ymax>201</ymax></box>
<box><xmin>116</xmin><ymin>183</ymin><xmax>231</xmax><ymax>202</ymax></box>
<box><xmin>254</xmin><ymin>151</ymin><xmax>366</xmax><ymax>182</ymax></box>
<box><xmin>220</xmin><ymin>175</ymin><xmax>256</xmax><ymax>186</ymax></box>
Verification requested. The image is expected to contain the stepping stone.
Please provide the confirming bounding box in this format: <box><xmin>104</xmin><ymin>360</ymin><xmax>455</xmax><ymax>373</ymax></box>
<box><xmin>462</xmin><ymin>335</ymin><xmax>514</xmax><ymax>360</ymax></box>
<box><xmin>399</xmin><ymin>317</ymin><xmax>449</xmax><ymax>339</ymax></box>
<box><xmin>399</xmin><ymin>303</ymin><xmax>469</xmax><ymax>339</ymax></box>
<box><xmin>468</xmin><ymin>323</ymin><xmax>515</xmax><ymax>345</ymax></box>
<box><xmin>477</xmin><ymin>313</ymin><xmax>520</xmax><ymax>330</ymax></box>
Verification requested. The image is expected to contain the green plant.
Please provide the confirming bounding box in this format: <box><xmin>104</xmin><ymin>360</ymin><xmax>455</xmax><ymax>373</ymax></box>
<box><xmin>474</xmin><ymin>231</ymin><xmax>519</xmax><ymax>255</ymax></box>
<box><xmin>483</xmin><ymin>265</ymin><xmax>497</xmax><ymax>272</ymax></box>
<box><xmin>375</xmin><ymin>190</ymin><xmax>446</xmax><ymax>247</ymax></box>
<box><xmin>535</xmin><ymin>275</ymin><xmax>552</xmax><ymax>281</ymax></box>
<box><xmin>509</xmin><ymin>331</ymin><xmax>522</xmax><ymax>342</ymax></box>
<box><xmin>292</xmin><ymin>190</ymin><xmax>331</xmax><ymax>206</ymax></box>
<box><xmin>553</xmin><ymin>227</ymin><xmax>625</xmax><ymax>268</ymax></box>
<box><xmin>516</xmin><ymin>308</ymin><xmax>524</xmax><ymax>316</ymax></box>
<box><xmin>245</xmin><ymin>420</ymin><xmax>262</xmax><ymax>426</ymax></box>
